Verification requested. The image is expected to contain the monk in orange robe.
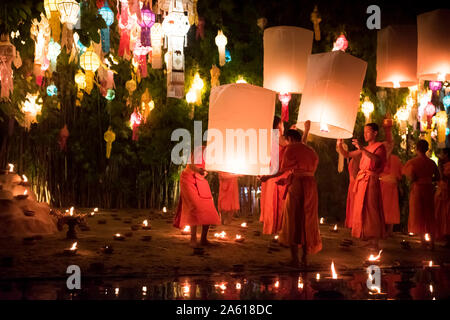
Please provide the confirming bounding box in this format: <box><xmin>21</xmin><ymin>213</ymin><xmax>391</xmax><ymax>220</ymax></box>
<box><xmin>434</xmin><ymin>148</ymin><xmax>450</xmax><ymax>247</ymax></box>
<box><xmin>173</xmin><ymin>147</ymin><xmax>221</xmax><ymax>247</ymax></box>
<box><xmin>380</xmin><ymin>151</ymin><xmax>403</xmax><ymax>235</ymax></box>
<box><xmin>218</xmin><ymin>172</ymin><xmax>240</xmax><ymax>224</ymax></box>
<box><xmin>260</xmin><ymin>116</ymin><xmax>288</xmax><ymax>234</ymax></box>
<box><xmin>261</xmin><ymin>125</ymin><xmax>321</xmax><ymax>267</ymax></box>
<box><xmin>402</xmin><ymin>140</ymin><xmax>439</xmax><ymax>248</ymax></box>
<box><xmin>338</xmin><ymin>123</ymin><xmax>386</xmax><ymax>250</ymax></box>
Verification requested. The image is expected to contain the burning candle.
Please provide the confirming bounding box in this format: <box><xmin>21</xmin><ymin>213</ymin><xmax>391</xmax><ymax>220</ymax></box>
<box><xmin>181</xmin><ymin>225</ymin><xmax>191</xmax><ymax>235</ymax></box>
<box><xmin>94</xmin><ymin>208</ymin><xmax>99</xmax><ymax>213</ymax></box>
<box><xmin>320</xmin><ymin>217</ymin><xmax>325</xmax><ymax>224</ymax></box>
<box><xmin>64</xmin><ymin>242</ymin><xmax>78</xmax><ymax>255</ymax></box>
<box><xmin>330</xmin><ymin>224</ymin><xmax>338</xmax><ymax>232</ymax></box>
<box><xmin>142</xmin><ymin>286</ymin><xmax>147</xmax><ymax>296</ymax></box>
<box><xmin>316</xmin><ymin>273</ymin><xmax>320</xmax><ymax>280</ymax></box>
<box><xmin>69</xmin><ymin>207</ymin><xmax>74</xmax><ymax>216</ymax></box>
<box><xmin>408</xmin><ymin>232</ymin><xmax>414</xmax><ymax>237</ymax></box>
<box><xmin>274</xmin><ymin>280</ymin><xmax>280</xmax><ymax>288</ymax></box>
<box><xmin>423</xmin><ymin>260</ymin><xmax>439</xmax><ymax>269</ymax></box>
<box><xmin>298</xmin><ymin>277</ymin><xmax>304</xmax><ymax>289</ymax></box>
<box><xmin>163</xmin><ymin>207</ymin><xmax>167</xmax><ymax>213</ymax></box>
<box><xmin>142</xmin><ymin>220</ymin><xmax>151</xmax><ymax>230</ymax></box>
<box><xmin>236</xmin><ymin>282</ymin><xmax>241</xmax><ymax>290</ymax></box>
<box><xmin>102</xmin><ymin>244</ymin><xmax>114</xmax><ymax>254</ymax></box>
<box><xmin>235</xmin><ymin>234</ymin><xmax>245</xmax><ymax>243</ymax></box>
<box><xmin>115</xmin><ymin>288</ymin><xmax>119</xmax><ymax>296</ymax></box>
<box><xmin>331</xmin><ymin>261</ymin><xmax>338</xmax><ymax>279</ymax></box>
<box><xmin>22</xmin><ymin>175</ymin><xmax>28</xmax><ymax>183</ymax></box>
<box><xmin>214</xmin><ymin>231</ymin><xmax>228</xmax><ymax>240</ymax></box>
<box><xmin>424</xmin><ymin>233</ymin><xmax>431</xmax><ymax>242</ymax></box>
<box><xmin>8</xmin><ymin>163</ymin><xmax>14</xmax><ymax>173</ymax></box>
<box><xmin>90</xmin><ymin>212</ymin><xmax>95</xmax><ymax>217</ymax></box>
<box><xmin>113</xmin><ymin>233</ymin><xmax>125</xmax><ymax>241</ymax></box>
<box><xmin>367</xmin><ymin>250</ymin><xmax>383</xmax><ymax>263</ymax></box>
<box><xmin>368</xmin><ymin>286</ymin><xmax>387</xmax><ymax>299</ymax></box>
<box><xmin>182</xmin><ymin>283</ymin><xmax>190</xmax><ymax>297</ymax></box>
<box><xmin>240</xmin><ymin>222</ymin><xmax>248</xmax><ymax>228</ymax></box>
<box><xmin>215</xmin><ymin>282</ymin><xmax>227</xmax><ymax>292</ymax></box>
<box><xmin>272</xmin><ymin>235</ymin><xmax>279</xmax><ymax>243</ymax></box>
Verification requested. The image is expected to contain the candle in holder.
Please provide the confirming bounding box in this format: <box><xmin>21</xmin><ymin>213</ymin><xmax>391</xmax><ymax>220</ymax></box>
<box><xmin>316</xmin><ymin>273</ymin><xmax>320</xmax><ymax>280</ymax></box>
<box><xmin>240</xmin><ymin>222</ymin><xmax>248</xmax><ymax>229</ymax></box>
<box><xmin>408</xmin><ymin>232</ymin><xmax>414</xmax><ymax>237</ymax></box>
<box><xmin>20</xmin><ymin>175</ymin><xmax>29</xmax><ymax>186</ymax></box>
<box><xmin>142</xmin><ymin>220</ymin><xmax>152</xmax><ymax>230</ymax></box>
<box><xmin>320</xmin><ymin>217</ymin><xmax>325</xmax><ymax>224</ymax></box>
<box><xmin>368</xmin><ymin>286</ymin><xmax>387</xmax><ymax>299</ymax></box>
<box><xmin>330</xmin><ymin>224</ymin><xmax>338</xmax><ymax>233</ymax></box>
<box><xmin>94</xmin><ymin>208</ymin><xmax>99</xmax><ymax>213</ymax></box>
<box><xmin>113</xmin><ymin>233</ymin><xmax>125</xmax><ymax>241</ymax></box>
<box><xmin>236</xmin><ymin>282</ymin><xmax>242</xmax><ymax>290</ymax></box>
<box><xmin>181</xmin><ymin>225</ymin><xmax>191</xmax><ymax>235</ymax></box>
<box><xmin>64</xmin><ymin>242</ymin><xmax>78</xmax><ymax>255</ymax></box>
<box><xmin>424</xmin><ymin>233</ymin><xmax>431</xmax><ymax>242</ymax></box>
<box><xmin>298</xmin><ymin>277</ymin><xmax>304</xmax><ymax>289</ymax></box>
<box><xmin>235</xmin><ymin>234</ymin><xmax>245</xmax><ymax>243</ymax></box>
<box><xmin>8</xmin><ymin>163</ymin><xmax>14</xmax><ymax>173</ymax></box>
<box><xmin>214</xmin><ymin>231</ymin><xmax>228</xmax><ymax>240</ymax></box>
<box><xmin>163</xmin><ymin>207</ymin><xmax>167</xmax><ymax>213</ymax></box>
<box><xmin>365</xmin><ymin>250</ymin><xmax>383</xmax><ymax>265</ymax></box>
<box><xmin>423</xmin><ymin>260</ymin><xmax>440</xmax><ymax>269</ymax></box>
<box><xmin>272</xmin><ymin>235</ymin><xmax>279</xmax><ymax>243</ymax></box>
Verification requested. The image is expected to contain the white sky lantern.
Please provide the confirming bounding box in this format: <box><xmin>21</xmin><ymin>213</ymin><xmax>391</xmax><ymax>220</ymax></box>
<box><xmin>264</xmin><ymin>26</ymin><xmax>313</xmax><ymax>122</ymax></box>
<box><xmin>297</xmin><ymin>51</ymin><xmax>367</xmax><ymax>139</ymax></box>
<box><xmin>376</xmin><ymin>25</ymin><xmax>418</xmax><ymax>88</ymax></box>
<box><xmin>205</xmin><ymin>83</ymin><xmax>276</xmax><ymax>176</ymax></box>
<box><xmin>417</xmin><ymin>9</ymin><xmax>450</xmax><ymax>81</ymax></box>
<box><xmin>215</xmin><ymin>30</ymin><xmax>227</xmax><ymax>67</ymax></box>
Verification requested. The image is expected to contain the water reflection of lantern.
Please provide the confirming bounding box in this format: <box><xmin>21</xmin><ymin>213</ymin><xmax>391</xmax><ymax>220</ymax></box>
<box><xmin>138</xmin><ymin>2</ymin><xmax>155</xmax><ymax>47</ymax></box>
<box><xmin>297</xmin><ymin>51</ymin><xmax>367</xmax><ymax>138</ymax></box>
<box><xmin>44</xmin><ymin>0</ymin><xmax>61</xmax><ymax>42</ymax></box>
<box><xmin>205</xmin><ymin>83</ymin><xmax>276</xmax><ymax>175</ymax></box>
<box><xmin>264</xmin><ymin>26</ymin><xmax>313</xmax><ymax>122</ymax></box>
<box><xmin>376</xmin><ymin>25</ymin><xmax>417</xmax><ymax>88</ymax></box>
<box><xmin>98</xmin><ymin>1</ymin><xmax>114</xmax><ymax>53</ymax></box>
<box><xmin>417</xmin><ymin>9</ymin><xmax>450</xmax><ymax>81</ymax></box>
<box><xmin>332</xmin><ymin>34</ymin><xmax>348</xmax><ymax>52</ymax></box>
<box><xmin>215</xmin><ymin>30</ymin><xmax>227</xmax><ymax>67</ymax></box>
<box><xmin>79</xmin><ymin>46</ymin><xmax>101</xmax><ymax>94</ymax></box>
<box><xmin>151</xmin><ymin>22</ymin><xmax>163</xmax><ymax>69</ymax></box>
<box><xmin>436</xmin><ymin>111</ymin><xmax>448</xmax><ymax>145</ymax></box>
<box><xmin>130</xmin><ymin>110</ymin><xmax>142</xmax><ymax>141</ymax></box>
<box><xmin>361</xmin><ymin>97</ymin><xmax>375</xmax><ymax>123</ymax></box>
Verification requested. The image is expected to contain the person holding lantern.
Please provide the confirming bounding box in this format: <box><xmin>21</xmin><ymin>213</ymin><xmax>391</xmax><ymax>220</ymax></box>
<box><xmin>218</xmin><ymin>171</ymin><xmax>241</xmax><ymax>225</ymax></box>
<box><xmin>434</xmin><ymin>148</ymin><xmax>450</xmax><ymax>247</ymax></box>
<box><xmin>402</xmin><ymin>140</ymin><xmax>439</xmax><ymax>249</ymax></box>
<box><xmin>173</xmin><ymin>146</ymin><xmax>221</xmax><ymax>247</ymax></box>
<box><xmin>337</xmin><ymin>123</ymin><xmax>387</xmax><ymax>251</ymax></box>
<box><xmin>261</xmin><ymin>121</ymin><xmax>321</xmax><ymax>267</ymax></box>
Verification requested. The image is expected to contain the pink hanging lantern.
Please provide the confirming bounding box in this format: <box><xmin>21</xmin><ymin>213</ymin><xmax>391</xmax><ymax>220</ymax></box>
<box><xmin>417</xmin><ymin>9</ymin><xmax>450</xmax><ymax>81</ymax></box>
<box><xmin>264</xmin><ymin>26</ymin><xmax>313</xmax><ymax>122</ymax></box>
<box><xmin>376</xmin><ymin>25</ymin><xmax>418</xmax><ymax>88</ymax></box>
<box><xmin>138</xmin><ymin>2</ymin><xmax>155</xmax><ymax>47</ymax></box>
<box><xmin>429</xmin><ymin>81</ymin><xmax>442</xmax><ymax>91</ymax></box>
<box><xmin>425</xmin><ymin>102</ymin><xmax>436</xmax><ymax>117</ymax></box>
<box><xmin>130</xmin><ymin>109</ymin><xmax>142</xmax><ymax>141</ymax></box>
<box><xmin>133</xmin><ymin>41</ymin><xmax>151</xmax><ymax>78</ymax></box>
<box><xmin>118</xmin><ymin>0</ymin><xmax>131</xmax><ymax>58</ymax></box>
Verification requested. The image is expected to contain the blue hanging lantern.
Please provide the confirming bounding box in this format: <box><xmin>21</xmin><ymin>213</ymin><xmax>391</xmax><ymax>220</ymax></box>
<box><xmin>98</xmin><ymin>1</ymin><xmax>114</xmax><ymax>53</ymax></box>
<box><xmin>225</xmin><ymin>48</ymin><xmax>231</xmax><ymax>63</ymax></box>
<box><xmin>443</xmin><ymin>95</ymin><xmax>450</xmax><ymax>110</ymax></box>
<box><xmin>138</xmin><ymin>2</ymin><xmax>155</xmax><ymax>47</ymax></box>
<box><xmin>47</xmin><ymin>84</ymin><xmax>58</xmax><ymax>96</ymax></box>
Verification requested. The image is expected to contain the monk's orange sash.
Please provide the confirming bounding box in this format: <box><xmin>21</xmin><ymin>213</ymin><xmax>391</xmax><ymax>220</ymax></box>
<box><xmin>282</xmin><ymin>170</ymin><xmax>315</xmax><ymax>200</ymax></box>
<box><xmin>353</xmin><ymin>170</ymin><xmax>379</xmax><ymax>193</ymax></box>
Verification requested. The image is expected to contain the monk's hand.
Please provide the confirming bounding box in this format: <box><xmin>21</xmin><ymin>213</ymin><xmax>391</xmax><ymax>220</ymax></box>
<box><xmin>352</xmin><ymin>139</ymin><xmax>361</xmax><ymax>150</ymax></box>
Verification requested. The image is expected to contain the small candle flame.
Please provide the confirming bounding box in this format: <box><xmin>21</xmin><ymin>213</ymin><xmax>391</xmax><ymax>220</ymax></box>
<box><xmin>215</xmin><ymin>282</ymin><xmax>226</xmax><ymax>291</ymax></box>
<box><xmin>409</xmin><ymin>232</ymin><xmax>414</xmax><ymax>236</ymax></box>
<box><xmin>429</xmin><ymin>284</ymin><xmax>434</xmax><ymax>293</ymax></box>
<box><xmin>183</xmin><ymin>283</ymin><xmax>190</xmax><ymax>295</ymax></box>
<box><xmin>70</xmin><ymin>242</ymin><xmax>77</xmax><ymax>250</ymax></box>
<box><xmin>8</xmin><ymin>163</ymin><xmax>14</xmax><ymax>172</ymax></box>
<box><xmin>24</xmin><ymin>190</ymin><xmax>28</xmax><ymax>195</ymax></box>
<box><xmin>429</xmin><ymin>261</ymin><xmax>433</xmax><ymax>267</ymax></box>
<box><xmin>241</xmin><ymin>222</ymin><xmax>247</xmax><ymax>228</ymax></box>
<box><xmin>333</xmin><ymin>224</ymin><xmax>338</xmax><ymax>231</ymax></box>
<box><xmin>316</xmin><ymin>273</ymin><xmax>320</xmax><ymax>280</ymax></box>
<box><xmin>94</xmin><ymin>208</ymin><xmax>98</xmax><ymax>212</ymax></box>
<box><xmin>298</xmin><ymin>277</ymin><xmax>304</xmax><ymax>289</ymax></box>
<box><xmin>69</xmin><ymin>207</ymin><xmax>74</xmax><ymax>216</ymax></box>
<box><xmin>425</xmin><ymin>233</ymin><xmax>430</xmax><ymax>242</ymax></box>
<box><xmin>115</xmin><ymin>288</ymin><xmax>119</xmax><ymax>295</ymax></box>
<box><xmin>331</xmin><ymin>261</ymin><xmax>338</xmax><ymax>279</ymax></box>
<box><xmin>214</xmin><ymin>231</ymin><xmax>227</xmax><ymax>239</ymax></box>
<box><xmin>236</xmin><ymin>234</ymin><xmax>242</xmax><ymax>240</ymax></box>
<box><xmin>90</xmin><ymin>212</ymin><xmax>95</xmax><ymax>216</ymax></box>
<box><xmin>236</xmin><ymin>282</ymin><xmax>241</xmax><ymax>290</ymax></box>
<box><xmin>320</xmin><ymin>217</ymin><xmax>324</xmax><ymax>224</ymax></box>
<box><xmin>142</xmin><ymin>286</ymin><xmax>147</xmax><ymax>295</ymax></box>
<box><xmin>143</xmin><ymin>220</ymin><xmax>148</xmax><ymax>227</ymax></box>
<box><xmin>22</xmin><ymin>175</ymin><xmax>28</xmax><ymax>182</ymax></box>
<box><xmin>274</xmin><ymin>235</ymin><xmax>279</xmax><ymax>240</ymax></box>
<box><xmin>183</xmin><ymin>225</ymin><xmax>191</xmax><ymax>232</ymax></box>
<box><xmin>369</xmin><ymin>286</ymin><xmax>381</xmax><ymax>294</ymax></box>
<box><xmin>274</xmin><ymin>280</ymin><xmax>280</xmax><ymax>288</ymax></box>
<box><xmin>115</xmin><ymin>233</ymin><xmax>121</xmax><ymax>237</ymax></box>
<box><xmin>368</xmin><ymin>250</ymin><xmax>383</xmax><ymax>261</ymax></box>
<box><xmin>163</xmin><ymin>207</ymin><xmax>167</xmax><ymax>213</ymax></box>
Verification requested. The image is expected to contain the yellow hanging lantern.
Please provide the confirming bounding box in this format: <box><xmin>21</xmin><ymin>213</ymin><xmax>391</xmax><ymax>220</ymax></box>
<box><xmin>215</xmin><ymin>30</ymin><xmax>227</xmax><ymax>67</ymax></box>
<box><xmin>126</xmin><ymin>79</ymin><xmax>137</xmax><ymax>96</ymax></box>
<box><xmin>435</xmin><ymin>110</ymin><xmax>448</xmax><ymax>145</ymax></box>
<box><xmin>74</xmin><ymin>70</ymin><xmax>86</xmax><ymax>106</ymax></box>
<box><xmin>361</xmin><ymin>96</ymin><xmax>375</xmax><ymax>123</ymax></box>
<box><xmin>79</xmin><ymin>46</ymin><xmax>100</xmax><ymax>94</ymax></box>
<box><xmin>44</xmin><ymin>0</ymin><xmax>61</xmax><ymax>42</ymax></box>
<box><xmin>104</xmin><ymin>126</ymin><xmax>116</xmax><ymax>159</ymax></box>
<box><xmin>141</xmin><ymin>88</ymin><xmax>154</xmax><ymax>122</ymax></box>
<box><xmin>192</xmin><ymin>72</ymin><xmax>203</xmax><ymax>105</ymax></box>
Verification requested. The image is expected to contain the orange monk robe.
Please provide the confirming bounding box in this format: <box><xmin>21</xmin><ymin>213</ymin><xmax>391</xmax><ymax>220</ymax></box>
<box><xmin>435</xmin><ymin>161</ymin><xmax>450</xmax><ymax>240</ymax></box>
<box><xmin>173</xmin><ymin>166</ymin><xmax>221</xmax><ymax>229</ymax></box>
<box><xmin>380</xmin><ymin>155</ymin><xmax>402</xmax><ymax>225</ymax></box>
<box><xmin>345</xmin><ymin>156</ymin><xmax>361</xmax><ymax>228</ymax></box>
<box><xmin>352</xmin><ymin>142</ymin><xmax>387</xmax><ymax>239</ymax></box>
<box><xmin>218</xmin><ymin>172</ymin><xmax>240</xmax><ymax>212</ymax></box>
<box><xmin>278</xmin><ymin>142</ymin><xmax>322</xmax><ymax>254</ymax></box>
<box><xmin>402</xmin><ymin>155</ymin><xmax>439</xmax><ymax>235</ymax></box>
<box><xmin>260</xmin><ymin>144</ymin><xmax>287</xmax><ymax>234</ymax></box>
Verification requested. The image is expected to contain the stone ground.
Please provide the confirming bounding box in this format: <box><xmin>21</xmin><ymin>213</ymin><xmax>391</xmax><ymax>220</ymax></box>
<box><xmin>1</xmin><ymin>208</ymin><xmax>449</xmax><ymax>280</ymax></box>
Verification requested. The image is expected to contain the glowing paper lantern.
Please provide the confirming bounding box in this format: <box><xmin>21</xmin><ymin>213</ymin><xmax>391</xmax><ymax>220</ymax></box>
<box><xmin>0</xmin><ymin>34</ymin><xmax>17</xmax><ymax>99</ymax></box>
<box><xmin>332</xmin><ymin>34</ymin><xmax>348</xmax><ymax>52</ymax></box>
<box><xmin>151</xmin><ymin>22</ymin><xmax>163</xmax><ymax>69</ymax></box>
<box><xmin>98</xmin><ymin>1</ymin><xmax>114</xmax><ymax>53</ymax></box>
<box><xmin>133</xmin><ymin>41</ymin><xmax>151</xmax><ymax>78</ymax></box>
<box><xmin>44</xmin><ymin>0</ymin><xmax>62</xmax><ymax>42</ymax></box>
<box><xmin>30</xmin><ymin>14</ymin><xmax>51</xmax><ymax>85</ymax></box>
<box><xmin>118</xmin><ymin>0</ymin><xmax>131</xmax><ymax>58</ymax></box>
<box><xmin>104</xmin><ymin>127</ymin><xmax>116</xmax><ymax>159</ymax></box>
<box><xmin>141</xmin><ymin>88</ymin><xmax>154</xmax><ymax>122</ymax></box>
<box><xmin>296</xmin><ymin>50</ymin><xmax>368</xmax><ymax>139</ymax></box>
<box><xmin>106</xmin><ymin>89</ymin><xmax>115</xmax><ymax>101</ymax></box>
<box><xmin>429</xmin><ymin>81</ymin><xmax>442</xmax><ymax>92</ymax></box>
<box><xmin>264</xmin><ymin>26</ymin><xmax>313</xmax><ymax>122</ymax></box>
<box><xmin>58</xmin><ymin>0</ymin><xmax>80</xmax><ymax>51</ymax></box>
<box><xmin>79</xmin><ymin>46</ymin><xmax>100</xmax><ymax>94</ymax></box>
<box><xmin>47</xmin><ymin>38</ymin><xmax>61</xmax><ymax>71</ymax></box>
<box><xmin>138</xmin><ymin>2</ymin><xmax>155</xmax><ymax>47</ymax></box>
<box><xmin>361</xmin><ymin>97</ymin><xmax>375</xmax><ymax>123</ymax></box>
<box><xmin>417</xmin><ymin>9</ymin><xmax>450</xmax><ymax>81</ymax></box>
<box><xmin>225</xmin><ymin>49</ymin><xmax>231</xmax><ymax>63</ymax></box>
<box><xmin>130</xmin><ymin>110</ymin><xmax>142</xmax><ymax>141</ymax></box>
<box><xmin>435</xmin><ymin>111</ymin><xmax>448</xmax><ymax>145</ymax></box>
<box><xmin>19</xmin><ymin>92</ymin><xmax>43</xmax><ymax>130</ymax></box>
<box><xmin>205</xmin><ymin>83</ymin><xmax>276</xmax><ymax>175</ymax></box>
<box><xmin>376</xmin><ymin>25</ymin><xmax>417</xmax><ymax>88</ymax></box>
<box><xmin>443</xmin><ymin>95</ymin><xmax>450</xmax><ymax>109</ymax></box>
<box><xmin>425</xmin><ymin>102</ymin><xmax>435</xmax><ymax>117</ymax></box>
<box><xmin>192</xmin><ymin>72</ymin><xmax>204</xmax><ymax>105</ymax></box>
<box><xmin>47</xmin><ymin>84</ymin><xmax>58</xmax><ymax>96</ymax></box>
<box><xmin>215</xmin><ymin>30</ymin><xmax>227</xmax><ymax>67</ymax></box>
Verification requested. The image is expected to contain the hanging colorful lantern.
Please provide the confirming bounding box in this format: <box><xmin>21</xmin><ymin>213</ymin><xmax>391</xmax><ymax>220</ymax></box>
<box><xmin>19</xmin><ymin>92</ymin><xmax>43</xmax><ymax>130</ymax></box>
<box><xmin>395</xmin><ymin>106</ymin><xmax>411</xmax><ymax>132</ymax></box>
<box><xmin>443</xmin><ymin>95</ymin><xmax>450</xmax><ymax>109</ymax></box>
<box><xmin>0</xmin><ymin>34</ymin><xmax>18</xmax><ymax>99</ymax></box>
<box><xmin>210</xmin><ymin>64</ymin><xmax>220</xmax><ymax>88</ymax></box>
<box><xmin>79</xmin><ymin>46</ymin><xmax>100</xmax><ymax>94</ymax></box>
<box><xmin>151</xmin><ymin>22</ymin><xmax>163</xmax><ymax>69</ymax></box>
<box><xmin>435</xmin><ymin>111</ymin><xmax>448</xmax><ymax>145</ymax></box>
<box><xmin>205</xmin><ymin>83</ymin><xmax>276</xmax><ymax>175</ymax></box>
<box><xmin>104</xmin><ymin>126</ymin><xmax>116</xmax><ymax>159</ymax></box>
<box><xmin>429</xmin><ymin>81</ymin><xmax>442</xmax><ymax>92</ymax></box>
<box><xmin>264</xmin><ymin>26</ymin><xmax>313</xmax><ymax>122</ymax></box>
<box><xmin>162</xmin><ymin>0</ymin><xmax>191</xmax><ymax>98</ymax></box>
<box><xmin>140</xmin><ymin>88</ymin><xmax>154</xmax><ymax>122</ymax></box>
<box><xmin>310</xmin><ymin>6</ymin><xmax>322</xmax><ymax>41</ymax></box>
<box><xmin>138</xmin><ymin>1</ymin><xmax>155</xmax><ymax>47</ymax></box>
<box><xmin>47</xmin><ymin>38</ymin><xmax>61</xmax><ymax>71</ymax></box>
<box><xmin>361</xmin><ymin>97</ymin><xmax>375</xmax><ymax>123</ymax></box>
<box><xmin>47</xmin><ymin>84</ymin><xmax>58</xmax><ymax>96</ymax></box>
<box><xmin>332</xmin><ymin>34</ymin><xmax>348</xmax><ymax>52</ymax></box>
<box><xmin>376</xmin><ymin>25</ymin><xmax>417</xmax><ymax>88</ymax></box>
<box><xmin>30</xmin><ymin>14</ymin><xmax>51</xmax><ymax>85</ymax></box>
<box><xmin>297</xmin><ymin>51</ymin><xmax>368</xmax><ymax>138</ymax></box>
<box><xmin>425</xmin><ymin>102</ymin><xmax>436</xmax><ymax>117</ymax></box>
<box><xmin>98</xmin><ymin>1</ymin><xmax>114</xmax><ymax>53</ymax></box>
<box><xmin>417</xmin><ymin>9</ymin><xmax>450</xmax><ymax>81</ymax></box>
<box><xmin>225</xmin><ymin>49</ymin><xmax>231</xmax><ymax>63</ymax></box>
<box><xmin>106</xmin><ymin>89</ymin><xmax>115</xmax><ymax>101</ymax></box>
<box><xmin>192</xmin><ymin>72</ymin><xmax>204</xmax><ymax>105</ymax></box>
<box><xmin>133</xmin><ymin>41</ymin><xmax>151</xmax><ymax>78</ymax></box>
<box><xmin>58</xmin><ymin>0</ymin><xmax>80</xmax><ymax>52</ymax></box>
<box><xmin>59</xmin><ymin>124</ymin><xmax>69</xmax><ymax>152</ymax></box>
<box><xmin>44</xmin><ymin>0</ymin><xmax>62</xmax><ymax>42</ymax></box>
<box><xmin>215</xmin><ymin>30</ymin><xmax>227</xmax><ymax>67</ymax></box>
<box><xmin>196</xmin><ymin>17</ymin><xmax>205</xmax><ymax>40</ymax></box>
<box><xmin>118</xmin><ymin>0</ymin><xmax>131</xmax><ymax>58</ymax></box>
<box><xmin>130</xmin><ymin>110</ymin><xmax>142</xmax><ymax>141</ymax></box>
